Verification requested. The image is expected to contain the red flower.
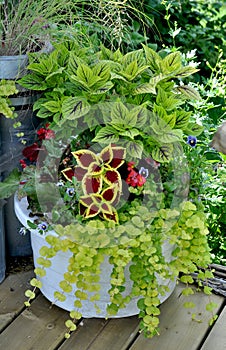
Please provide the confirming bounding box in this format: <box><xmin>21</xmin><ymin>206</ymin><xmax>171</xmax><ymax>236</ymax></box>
<box><xmin>19</xmin><ymin>159</ymin><xmax>27</xmax><ymax>169</ymax></box>
<box><xmin>37</xmin><ymin>127</ymin><xmax>55</xmax><ymax>140</ymax></box>
<box><xmin>22</xmin><ymin>143</ymin><xmax>41</xmax><ymax>162</ymax></box>
<box><xmin>126</xmin><ymin>168</ymin><xmax>146</xmax><ymax>187</ymax></box>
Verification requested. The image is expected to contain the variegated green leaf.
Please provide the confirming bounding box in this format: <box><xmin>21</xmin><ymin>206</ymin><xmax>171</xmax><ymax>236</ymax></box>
<box><xmin>120</xmin><ymin>128</ymin><xmax>140</xmax><ymax>139</ymax></box>
<box><xmin>133</xmin><ymin>82</ymin><xmax>156</xmax><ymax>95</ymax></box>
<box><xmin>153</xmin><ymin>105</ymin><xmax>176</xmax><ymax>128</ymax></box>
<box><xmin>92</xmin><ymin>62</ymin><xmax>111</xmax><ymax>82</ymax></box>
<box><xmin>142</xmin><ymin>44</ymin><xmax>162</xmax><ymax>72</ymax></box>
<box><xmin>185</xmin><ymin>122</ymin><xmax>204</xmax><ymax>136</ymax></box>
<box><xmin>174</xmin><ymin>110</ymin><xmax>192</xmax><ymax>129</ymax></box>
<box><xmin>42</xmin><ymin>100</ymin><xmax>62</xmax><ymax>114</ymax></box>
<box><xmin>152</xmin><ymin>144</ymin><xmax>173</xmax><ymax>163</ymax></box>
<box><xmin>92</xmin><ymin>126</ymin><xmax>119</xmax><ymax>144</ymax></box>
<box><xmin>156</xmin><ymin>87</ymin><xmax>183</xmax><ymax>110</ymax></box>
<box><xmin>174</xmin><ymin>66</ymin><xmax>200</xmax><ymax>78</ymax></box>
<box><xmin>126</xmin><ymin>141</ymin><xmax>143</xmax><ymax>159</ymax></box>
<box><xmin>91</xmin><ymin>81</ymin><xmax>114</xmax><ymax>95</ymax></box>
<box><xmin>155</xmin><ymin>129</ymin><xmax>183</xmax><ymax>143</ymax></box>
<box><xmin>160</xmin><ymin>52</ymin><xmax>182</xmax><ymax>74</ymax></box>
<box><xmin>176</xmin><ymin>85</ymin><xmax>201</xmax><ymax>100</ymax></box>
<box><xmin>121</xmin><ymin>49</ymin><xmax>144</xmax><ymax>66</ymax></box>
<box><xmin>111</xmin><ymin>102</ymin><xmax>138</xmax><ymax>129</ymax></box>
<box><xmin>62</xmin><ymin>97</ymin><xmax>90</xmax><ymax>120</ymax></box>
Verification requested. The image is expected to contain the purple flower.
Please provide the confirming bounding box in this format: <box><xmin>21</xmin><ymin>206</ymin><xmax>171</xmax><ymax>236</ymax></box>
<box><xmin>187</xmin><ymin>136</ymin><xmax>197</xmax><ymax>147</ymax></box>
<box><xmin>38</xmin><ymin>222</ymin><xmax>48</xmax><ymax>231</ymax></box>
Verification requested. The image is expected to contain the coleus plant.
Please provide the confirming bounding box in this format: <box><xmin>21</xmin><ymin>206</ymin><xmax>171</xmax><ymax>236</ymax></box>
<box><xmin>62</xmin><ymin>145</ymin><xmax>126</xmax><ymax>223</ymax></box>
<box><xmin>18</xmin><ymin>40</ymin><xmax>203</xmax><ymax>163</ymax></box>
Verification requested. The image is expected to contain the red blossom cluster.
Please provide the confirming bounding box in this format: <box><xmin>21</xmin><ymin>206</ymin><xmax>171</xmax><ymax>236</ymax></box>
<box><xmin>19</xmin><ymin>124</ymin><xmax>55</xmax><ymax>168</ymax></box>
<box><xmin>125</xmin><ymin>162</ymin><xmax>146</xmax><ymax>187</ymax></box>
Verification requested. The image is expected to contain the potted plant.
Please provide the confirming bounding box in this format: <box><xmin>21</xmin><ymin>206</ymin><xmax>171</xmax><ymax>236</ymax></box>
<box><xmin>0</xmin><ymin>41</ymin><xmax>216</xmax><ymax>337</ymax></box>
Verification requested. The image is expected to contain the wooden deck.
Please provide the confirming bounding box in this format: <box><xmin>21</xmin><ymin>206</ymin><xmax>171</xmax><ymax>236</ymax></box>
<box><xmin>0</xmin><ymin>269</ymin><xmax>225</xmax><ymax>350</ymax></box>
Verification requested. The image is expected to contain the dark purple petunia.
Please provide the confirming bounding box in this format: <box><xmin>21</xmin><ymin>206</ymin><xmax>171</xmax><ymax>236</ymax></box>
<box><xmin>187</xmin><ymin>136</ymin><xmax>197</xmax><ymax>147</ymax></box>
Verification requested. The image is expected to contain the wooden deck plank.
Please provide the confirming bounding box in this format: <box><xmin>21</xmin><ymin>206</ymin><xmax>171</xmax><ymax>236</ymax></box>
<box><xmin>201</xmin><ymin>306</ymin><xmax>226</xmax><ymax>350</ymax></box>
<box><xmin>58</xmin><ymin>318</ymin><xmax>109</xmax><ymax>350</ymax></box>
<box><xmin>0</xmin><ymin>294</ymin><xmax>70</xmax><ymax>350</ymax></box>
<box><xmin>61</xmin><ymin>316</ymin><xmax>140</xmax><ymax>350</ymax></box>
<box><xmin>0</xmin><ymin>271</ymin><xmax>225</xmax><ymax>350</ymax></box>
<box><xmin>0</xmin><ymin>270</ymin><xmax>34</xmax><ymax>332</ymax></box>
<box><xmin>129</xmin><ymin>283</ymin><xmax>224</xmax><ymax>350</ymax></box>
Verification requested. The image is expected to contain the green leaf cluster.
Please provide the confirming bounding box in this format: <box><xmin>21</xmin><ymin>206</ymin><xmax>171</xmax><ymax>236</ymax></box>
<box><xmin>0</xmin><ymin>80</ymin><xmax>18</xmax><ymax>119</ymax></box>
<box><xmin>18</xmin><ymin>41</ymin><xmax>203</xmax><ymax>161</ymax></box>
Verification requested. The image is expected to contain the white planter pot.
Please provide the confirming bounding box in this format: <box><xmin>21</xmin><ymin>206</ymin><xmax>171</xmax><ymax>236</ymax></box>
<box><xmin>14</xmin><ymin>195</ymin><xmax>176</xmax><ymax>318</ymax></box>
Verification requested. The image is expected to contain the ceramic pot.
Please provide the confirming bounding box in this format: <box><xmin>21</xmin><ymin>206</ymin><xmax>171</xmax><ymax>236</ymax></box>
<box><xmin>14</xmin><ymin>195</ymin><xmax>176</xmax><ymax>317</ymax></box>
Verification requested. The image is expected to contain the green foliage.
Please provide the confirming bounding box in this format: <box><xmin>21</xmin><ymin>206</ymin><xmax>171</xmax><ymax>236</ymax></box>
<box><xmin>142</xmin><ymin>0</ymin><xmax>226</xmax><ymax>79</ymax></box>
<box><xmin>0</xmin><ymin>168</ymin><xmax>21</xmax><ymax>199</ymax></box>
<box><xmin>25</xmin><ymin>200</ymin><xmax>213</xmax><ymax>338</ymax></box>
<box><xmin>0</xmin><ymin>80</ymin><xmax>18</xmax><ymax>119</ymax></box>
<box><xmin>19</xmin><ymin>40</ymin><xmax>201</xmax><ymax>162</ymax></box>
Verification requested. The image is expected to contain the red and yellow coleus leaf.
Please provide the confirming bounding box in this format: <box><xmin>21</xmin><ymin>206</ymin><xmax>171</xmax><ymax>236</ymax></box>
<box><xmin>79</xmin><ymin>185</ymin><xmax>120</xmax><ymax>223</ymax></box>
<box><xmin>72</xmin><ymin>149</ymin><xmax>99</xmax><ymax>169</ymax></box>
<box><xmin>79</xmin><ymin>194</ymin><xmax>114</xmax><ymax>219</ymax></box>
<box><xmin>102</xmin><ymin>208</ymin><xmax>119</xmax><ymax>224</ymax></box>
<box><xmin>82</xmin><ymin>174</ymin><xmax>102</xmax><ymax>194</ymax></box>
<box><xmin>62</xmin><ymin>166</ymin><xmax>87</xmax><ymax>181</ymax></box>
<box><xmin>99</xmin><ymin>145</ymin><xmax>126</xmax><ymax>169</ymax></box>
<box><xmin>103</xmin><ymin>169</ymin><xmax>122</xmax><ymax>189</ymax></box>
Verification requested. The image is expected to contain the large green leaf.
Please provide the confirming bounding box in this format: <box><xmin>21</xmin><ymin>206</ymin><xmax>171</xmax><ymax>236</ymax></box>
<box><xmin>174</xmin><ymin>66</ymin><xmax>199</xmax><ymax>78</ymax></box>
<box><xmin>155</xmin><ymin>129</ymin><xmax>183</xmax><ymax>143</ymax></box>
<box><xmin>121</xmin><ymin>49</ymin><xmax>144</xmax><ymax>67</ymax></box>
<box><xmin>130</xmin><ymin>104</ymin><xmax>147</xmax><ymax>127</ymax></box>
<box><xmin>120</xmin><ymin>128</ymin><xmax>140</xmax><ymax>139</ymax></box>
<box><xmin>152</xmin><ymin>144</ymin><xmax>173</xmax><ymax>163</ymax></box>
<box><xmin>62</xmin><ymin>97</ymin><xmax>90</xmax><ymax>120</ymax></box>
<box><xmin>111</xmin><ymin>102</ymin><xmax>137</xmax><ymax>129</ymax></box>
<box><xmin>0</xmin><ymin>168</ymin><xmax>21</xmax><ymax>199</ymax></box>
<box><xmin>133</xmin><ymin>82</ymin><xmax>156</xmax><ymax>95</ymax></box>
<box><xmin>185</xmin><ymin>122</ymin><xmax>204</xmax><ymax>136</ymax></box>
<box><xmin>91</xmin><ymin>81</ymin><xmax>114</xmax><ymax>95</ymax></box>
<box><xmin>142</xmin><ymin>44</ymin><xmax>162</xmax><ymax>72</ymax></box>
<box><xmin>160</xmin><ymin>52</ymin><xmax>182</xmax><ymax>74</ymax></box>
<box><xmin>156</xmin><ymin>87</ymin><xmax>183</xmax><ymax>111</ymax></box>
<box><xmin>92</xmin><ymin>126</ymin><xmax>119</xmax><ymax>144</ymax></box>
<box><xmin>92</xmin><ymin>62</ymin><xmax>111</xmax><ymax>83</ymax></box>
<box><xmin>72</xmin><ymin>64</ymin><xmax>101</xmax><ymax>89</ymax></box>
<box><xmin>174</xmin><ymin>110</ymin><xmax>192</xmax><ymax>129</ymax></box>
<box><xmin>176</xmin><ymin>85</ymin><xmax>201</xmax><ymax>100</ymax></box>
<box><xmin>42</xmin><ymin>100</ymin><xmax>62</xmax><ymax>114</ymax></box>
<box><xmin>18</xmin><ymin>74</ymin><xmax>48</xmax><ymax>91</ymax></box>
<box><xmin>153</xmin><ymin>104</ymin><xmax>176</xmax><ymax>128</ymax></box>
<box><xmin>126</xmin><ymin>141</ymin><xmax>143</xmax><ymax>159</ymax></box>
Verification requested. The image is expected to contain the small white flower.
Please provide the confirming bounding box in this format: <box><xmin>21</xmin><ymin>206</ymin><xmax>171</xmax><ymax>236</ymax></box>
<box><xmin>19</xmin><ymin>227</ymin><xmax>28</xmax><ymax>236</ymax></box>
<box><xmin>139</xmin><ymin>167</ymin><xmax>149</xmax><ymax>178</ymax></box>
<box><xmin>56</xmin><ymin>181</ymin><xmax>64</xmax><ymax>187</ymax></box>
